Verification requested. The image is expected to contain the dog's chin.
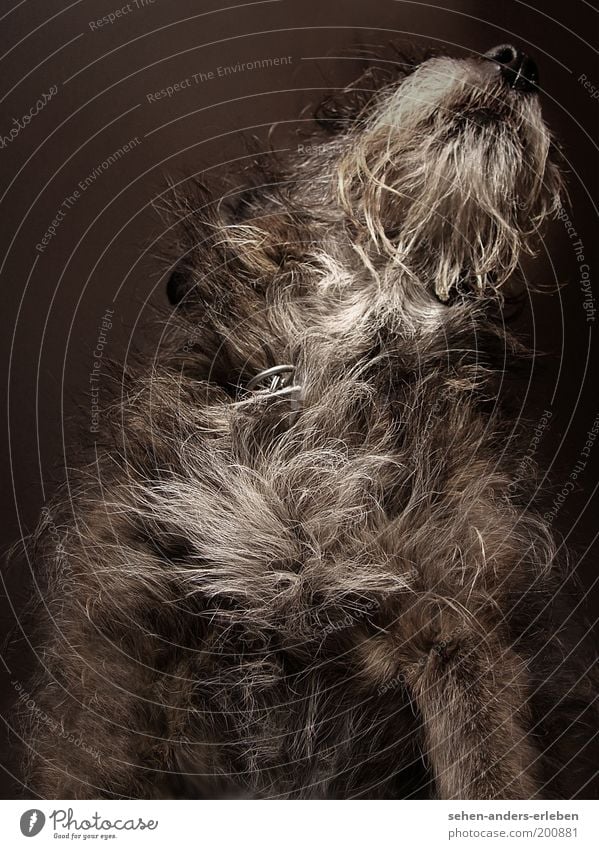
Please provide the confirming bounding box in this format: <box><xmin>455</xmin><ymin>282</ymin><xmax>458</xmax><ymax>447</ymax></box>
<box><xmin>445</xmin><ymin>99</ymin><xmax>556</xmax><ymax>216</ymax></box>
<box><xmin>453</xmin><ymin>106</ymin><xmax>503</xmax><ymax>129</ymax></box>
<box><xmin>337</xmin><ymin>53</ymin><xmax>560</xmax><ymax>305</ymax></box>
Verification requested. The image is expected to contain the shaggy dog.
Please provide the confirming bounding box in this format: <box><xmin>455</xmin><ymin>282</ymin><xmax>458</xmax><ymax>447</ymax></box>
<box><xmin>21</xmin><ymin>43</ymin><xmax>598</xmax><ymax>799</ymax></box>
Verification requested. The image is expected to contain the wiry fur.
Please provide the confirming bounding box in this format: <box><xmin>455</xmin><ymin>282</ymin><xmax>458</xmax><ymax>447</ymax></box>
<box><xmin>19</xmin><ymin>46</ymin><xmax>597</xmax><ymax>799</ymax></box>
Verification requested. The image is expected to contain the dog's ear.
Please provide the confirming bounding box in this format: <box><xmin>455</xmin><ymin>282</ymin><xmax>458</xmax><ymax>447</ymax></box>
<box><xmin>315</xmin><ymin>44</ymin><xmax>437</xmax><ymax>133</ymax></box>
<box><xmin>315</xmin><ymin>64</ymin><xmax>394</xmax><ymax>133</ymax></box>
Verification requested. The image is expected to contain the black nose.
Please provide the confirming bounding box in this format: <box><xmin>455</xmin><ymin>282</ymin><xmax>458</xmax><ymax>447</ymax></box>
<box><xmin>484</xmin><ymin>44</ymin><xmax>539</xmax><ymax>92</ymax></box>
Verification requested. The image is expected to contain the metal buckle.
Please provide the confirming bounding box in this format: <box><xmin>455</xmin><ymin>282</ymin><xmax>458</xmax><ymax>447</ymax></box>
<box><xmin>235</xmin><ymin>364</ymin><xmax>302</xmax><ymax>423</ymax></box>
<box><xmin>245</xmin><ymin>364</ymin><xmax>297</xmax><ymax>395</ymax></box>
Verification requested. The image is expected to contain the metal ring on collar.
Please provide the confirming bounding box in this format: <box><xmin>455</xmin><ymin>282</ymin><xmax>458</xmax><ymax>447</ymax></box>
<box><xmin>246</xmin><ymin>364</ymin><xmax>296</xmax><ymax>393</ymax></box>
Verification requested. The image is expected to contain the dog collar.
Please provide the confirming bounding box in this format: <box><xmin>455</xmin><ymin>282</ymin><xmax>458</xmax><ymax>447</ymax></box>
<box><xmin>245</xmin><ymin>364</ymin><xmax>297</xmax><ymax>395</ymax></box>
<box><xmin>236</xmin><ymin>364</ymin><xmax>302</xmax><ymax>424</ymax></box>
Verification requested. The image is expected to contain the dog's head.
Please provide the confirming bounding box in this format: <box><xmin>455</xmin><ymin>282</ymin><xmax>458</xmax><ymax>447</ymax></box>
<box><xmin>336</xmin><ymin>45</ymin><xmax>562</xmax><ymax>302</ymax></box>
<box><xmin>163</xmin><ymin>44</ymin><xmax>564</xmax><ymax>380</ymax></box>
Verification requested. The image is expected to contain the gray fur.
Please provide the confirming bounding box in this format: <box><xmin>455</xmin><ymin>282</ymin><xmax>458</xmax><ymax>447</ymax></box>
<box><xmin>20</xmin><ymin>46</ymin><xmax>597</xmax><ymax>799</ymax></box>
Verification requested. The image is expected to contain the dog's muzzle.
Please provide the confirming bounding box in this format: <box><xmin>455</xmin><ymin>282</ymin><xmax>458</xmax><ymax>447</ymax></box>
<box><xmin>484</xmin><ymin>44</ymin><xmax>539</xmax><ymax>93</ymax></box>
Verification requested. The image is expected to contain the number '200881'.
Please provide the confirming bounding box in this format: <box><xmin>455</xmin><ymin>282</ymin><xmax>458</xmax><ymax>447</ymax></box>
<box><xmin>535</xmin><ymin>828</ymin><xmax>577</xmax><ymax>837</ymax></box>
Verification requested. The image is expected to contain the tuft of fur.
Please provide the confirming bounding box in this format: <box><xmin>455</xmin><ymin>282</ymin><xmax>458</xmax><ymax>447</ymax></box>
<box><xmin>18</xmin><ymin>46</ymin><xmax>597</xmax><ymax>799</ymax></box>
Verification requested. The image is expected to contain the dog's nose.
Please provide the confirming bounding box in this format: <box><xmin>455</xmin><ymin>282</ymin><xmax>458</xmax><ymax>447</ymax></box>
<box><xmin>484</xmin><ymin>44</ymin><xmax>539</xmax><ymax>92</ymax></box>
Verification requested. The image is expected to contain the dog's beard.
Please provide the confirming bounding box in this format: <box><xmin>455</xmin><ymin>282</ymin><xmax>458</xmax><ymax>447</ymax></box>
<box><xmin>337</xmin><ymin>56</ymin><xmax>562</xmax><ymax>301</ymax></box>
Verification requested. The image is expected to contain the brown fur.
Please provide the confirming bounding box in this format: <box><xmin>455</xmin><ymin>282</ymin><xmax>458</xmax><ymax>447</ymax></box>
<box><xmin>18</xmin><ymin>45</ymin><xmax>598</xmax><ymax>799</ymax></box>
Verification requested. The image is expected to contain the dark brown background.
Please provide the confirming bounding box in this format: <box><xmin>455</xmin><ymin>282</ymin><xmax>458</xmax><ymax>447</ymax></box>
<box><xmin>0</xmin><ymin>0</ymin><xmax>597</xmax><ymax>799</ymax></box>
